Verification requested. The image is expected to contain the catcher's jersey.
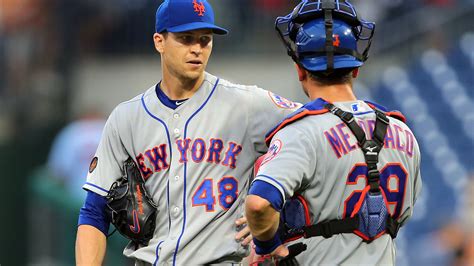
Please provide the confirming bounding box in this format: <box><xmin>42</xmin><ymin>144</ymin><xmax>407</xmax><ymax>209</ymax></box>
<box><xmin>255</xmin><ymin>99</ymin><xmax>422</xmax><ymax>265</ymax></box>
<box><xmin>83</xmin><ymin>72</ymin><xmax>300</xmax><ymax>265</ymax></box>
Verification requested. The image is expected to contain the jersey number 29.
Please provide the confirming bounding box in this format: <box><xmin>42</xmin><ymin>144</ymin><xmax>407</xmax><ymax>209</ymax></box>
<box><xmin>343</xmin><ymin>163</ymin><xmax>408</xmax><ymax>219</ymax></box>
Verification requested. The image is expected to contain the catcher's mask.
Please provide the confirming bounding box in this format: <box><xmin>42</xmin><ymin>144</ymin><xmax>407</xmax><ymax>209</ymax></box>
<box><xmin>275</xmin><ymin>0</ymin><xmax>375</xmax><ymax>72</ymax></box>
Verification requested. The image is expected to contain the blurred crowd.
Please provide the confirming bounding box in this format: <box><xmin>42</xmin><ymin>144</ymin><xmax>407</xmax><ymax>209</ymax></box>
<box><xmin>0</xmin><ymin>0</ymin><xmax>465</xmax><ymax>143</ymax></box>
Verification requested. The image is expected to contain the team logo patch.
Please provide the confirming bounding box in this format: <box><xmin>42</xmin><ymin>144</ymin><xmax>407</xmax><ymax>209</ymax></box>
<box><xmin>261</xmin><ymin>139</ymin><xmax>283</xmax><ymax>166</ymax></box>
<box><xmin>89</xmin><ymin>157</ymin><xmax>98</xmax><ymax>173</ymax></box>
<box><xmin>268</xmin><ymin>92</ymin><xmax>298</xmax><ymax>109</ymax></box>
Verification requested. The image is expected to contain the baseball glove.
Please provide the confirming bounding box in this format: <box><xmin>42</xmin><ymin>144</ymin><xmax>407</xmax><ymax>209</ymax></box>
<box><xmin>106</xmin><ymin>157</ymin><xmax>157</xmax><ymax>245</ymax></box>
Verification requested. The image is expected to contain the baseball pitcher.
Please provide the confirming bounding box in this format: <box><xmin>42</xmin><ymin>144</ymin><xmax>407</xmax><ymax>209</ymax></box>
<box><xmin>75</xmin><ymin>0</ymin><xmax>301</xmax><ymax>265</ymax></box>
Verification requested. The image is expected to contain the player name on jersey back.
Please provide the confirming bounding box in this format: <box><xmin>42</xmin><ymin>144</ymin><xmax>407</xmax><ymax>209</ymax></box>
<box><xmin>324</xmin><ymin>119</ymin><xmax>415</xmax><ymax>159</ymax></box>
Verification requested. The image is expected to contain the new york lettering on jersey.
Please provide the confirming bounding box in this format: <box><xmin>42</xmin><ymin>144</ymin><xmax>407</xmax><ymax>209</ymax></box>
<box><xmin>136</xmin><ymin>139</ymin><xmax>243</xmax><ymax>180</ymax></box>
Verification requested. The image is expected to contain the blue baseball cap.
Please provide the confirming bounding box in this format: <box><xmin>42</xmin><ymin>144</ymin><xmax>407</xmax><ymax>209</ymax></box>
<box><xmin>155</xmin><ymin>0</ymin><xmax>228</xmax><ymax>35</ymax></box>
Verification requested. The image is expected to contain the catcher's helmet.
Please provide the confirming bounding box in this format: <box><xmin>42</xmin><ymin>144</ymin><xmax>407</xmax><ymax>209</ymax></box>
<box><xmin>275</xmin><ymin>0</ymin><xmax>375</xmax><ymax>72</ymax></box>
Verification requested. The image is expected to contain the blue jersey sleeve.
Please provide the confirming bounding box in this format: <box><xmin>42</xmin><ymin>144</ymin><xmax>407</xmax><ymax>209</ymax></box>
<box><xmin>249</xmin><ymin>180</ymin><xmax>284</xmax><ymax>211</ymax></box>
<box><xmin>78</xmin><ymin>191</ymin><xmax>111</xmax><ymax>236</ymax></box>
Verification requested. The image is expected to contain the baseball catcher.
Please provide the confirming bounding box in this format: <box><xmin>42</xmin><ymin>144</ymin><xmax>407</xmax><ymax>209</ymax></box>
<box><xmin>245</xmin><ymin>0</ymin><xmax>422</xmax><ymax>265</ymax></box>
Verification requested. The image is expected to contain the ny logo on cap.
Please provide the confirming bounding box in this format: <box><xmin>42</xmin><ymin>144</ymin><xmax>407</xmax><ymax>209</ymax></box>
<box><xmin>333</xmin><ymin>34</ymin><xmax>340</xmax><ymax>47</ymax></box>
<box><xmin>193</xmin><ymin>0</ymin><xmax>205</xmax><ymax>16</ymax></box>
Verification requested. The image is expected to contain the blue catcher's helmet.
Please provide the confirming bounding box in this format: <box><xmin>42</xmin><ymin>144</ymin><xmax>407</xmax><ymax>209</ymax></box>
<box><xmin>275</xmin><ymin>0</ymin><xmax>375</xmax><ymax>72</ymax></box>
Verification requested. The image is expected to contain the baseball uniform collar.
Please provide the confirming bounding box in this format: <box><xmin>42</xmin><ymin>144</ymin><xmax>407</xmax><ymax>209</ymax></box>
<box><xmin>142</xmin><ymin>72</ymin><xmax>219</xmax><ymax>118</ymax></box>
<box><xmin>332</xmin><ymin>100</ymin><xmax>373</xmax><ymax>115</ymax></box>
<box><xmin>155</xmin><ymin>82</ymin><xmax>190</xmax><ymax>110</ymax></box>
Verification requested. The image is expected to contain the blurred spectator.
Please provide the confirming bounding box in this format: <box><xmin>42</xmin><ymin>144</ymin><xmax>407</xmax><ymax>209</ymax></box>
<box><xmin>425</xmin><ymin>0</ymin><xmax>456</xmax><ymax>7</ymax></box>
<box><xmin>456</xmin><ymin>174</ymin><xmax>474</xmax><ymax>265</ymax></box>
<box><xmin>404</xmin><ymin>171</ymin><xmax>473</xmax><ymax>266</ymax></box>
<box><xmin>0</xmin><ymin>0</ymin><xmax>155</xmax><ymax>143</ymax></box>
<box><xmin>0</xmin><ymin>0</ymin><xmax>63</xmax><ymax>141</ymax></box>
<box><xmin>225</xmin><ymin>0</ymin><xmax>256</xmax><ymax>46</ymax></box>
<box><xmin>0</xmin><ymin>0</ymin><xmax>49</xmax><ymax>103</ymax></box>
<box><xmin>437</xmin><ymin>223</ymin><xmax>474</xmax><ymax>266</ymax></box>
<box><xmin>47</xmin><ymin>111</ymin><xmax>105</xmax><ymax>201</ymax></box>
<box><xmin>253</xmin><ymin>0</ymin><xmax>287</xmax><ymax>11</ymax></box>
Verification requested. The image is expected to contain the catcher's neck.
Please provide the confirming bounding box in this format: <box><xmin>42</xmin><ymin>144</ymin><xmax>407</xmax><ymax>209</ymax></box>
<box><xmin>297</xmin><ymin>64</ymin><xmax>357</xmax><ymax>103</ymax></box>
<box><xmin>306</xmin><ymin>83</ymin><xmax>357</xmax><ymax>103</ymax></box>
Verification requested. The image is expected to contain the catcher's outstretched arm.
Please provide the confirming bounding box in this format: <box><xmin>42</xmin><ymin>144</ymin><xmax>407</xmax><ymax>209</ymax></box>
<box><xmin>247</xmin><ymin>156</ymin><xmax>284</xmax><ymax>243</ymax></box>
<box><xmin>245</xmin><ymin>195</ymin><xmax>279</xmax><ymax>241</ymax></box>
<box><xmin>245</xmin><ymin>194</ymin><xmax>291</xmax><ymax>260</ymax></box>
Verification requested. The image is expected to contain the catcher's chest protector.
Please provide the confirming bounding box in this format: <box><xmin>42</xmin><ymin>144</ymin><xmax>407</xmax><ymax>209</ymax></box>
<box><xmin>271</xmin><ymin>101</ymin><xmax>403</xmax><ymax>243</ymax></box>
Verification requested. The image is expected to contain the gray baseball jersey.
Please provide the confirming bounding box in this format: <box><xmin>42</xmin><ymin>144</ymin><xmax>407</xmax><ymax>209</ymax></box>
<box><xmin>255</xmin><ymin>99</ymin><xmax>422</xmax><ymax>265</ymax></box>
<box><xmin>83</xmin><ymin>72</ymin><xmax>300</xmax><ymax>265</ymax></box>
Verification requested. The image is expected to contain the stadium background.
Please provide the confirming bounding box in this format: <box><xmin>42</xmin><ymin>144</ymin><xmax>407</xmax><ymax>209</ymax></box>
<box><xmin>0</xmin><ymin>0</ymin><xmax>473</xmax><ymax>265</ymax></box>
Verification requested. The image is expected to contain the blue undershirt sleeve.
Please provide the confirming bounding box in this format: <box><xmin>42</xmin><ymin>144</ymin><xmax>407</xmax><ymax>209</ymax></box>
<box><xmin>249</xmin><ymin>180</ymin><xmax>284</xmax><ymax>211</ymax></box>
<box><xmin>78</xmin><ymin>191</ymin><xmax>111</xmax><ymax>236</ymax></box>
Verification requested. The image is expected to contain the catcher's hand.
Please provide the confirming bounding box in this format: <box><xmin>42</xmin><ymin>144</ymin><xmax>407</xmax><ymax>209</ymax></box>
<box><xmin>249</xmin><ymin>243</ymin><xmax>306</xmax><ymax>266</ymax></box>
<box><xmin>106</xmin><ymin>157</ymin><xmax>157</xmax><ymax>245</ymax></box>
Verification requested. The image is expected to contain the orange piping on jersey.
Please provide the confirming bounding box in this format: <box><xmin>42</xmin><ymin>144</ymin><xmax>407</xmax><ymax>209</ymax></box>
<box><xmin>265</xmin><ymin>109</ymin><xmax>329</xmax><ymax>145</ymax></box>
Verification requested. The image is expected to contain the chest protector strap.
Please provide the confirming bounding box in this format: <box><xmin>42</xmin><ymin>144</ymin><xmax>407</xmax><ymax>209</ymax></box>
<box><xmin>298</xmin><ymin>104</ymin><xmax>400</xmax><ymax>242</ymax></box>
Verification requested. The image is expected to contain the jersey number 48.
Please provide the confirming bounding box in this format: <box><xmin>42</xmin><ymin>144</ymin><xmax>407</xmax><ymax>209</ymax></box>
<box><xmin>192</xmin><ymin>177</ymin><xmax>239</xmax><ymax>212</ymax></box>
